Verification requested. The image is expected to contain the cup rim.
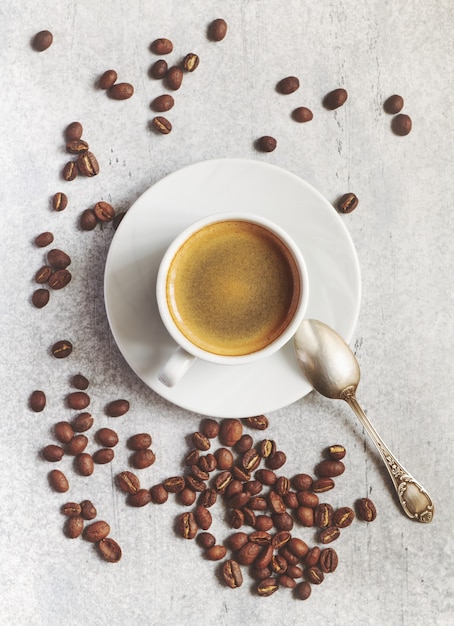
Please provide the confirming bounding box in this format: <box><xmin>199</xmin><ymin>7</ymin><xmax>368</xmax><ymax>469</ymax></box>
<box><xmin>156</xmin><ymin>212</ymin><xmax>309</xmax><ymax>364</ymax></box>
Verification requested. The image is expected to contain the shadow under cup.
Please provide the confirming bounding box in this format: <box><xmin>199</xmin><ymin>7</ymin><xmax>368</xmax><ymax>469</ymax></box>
<box><xmin>158</xmin><ymin>214</ymin><xmax>309</xmax><ymax>365</ymax></box>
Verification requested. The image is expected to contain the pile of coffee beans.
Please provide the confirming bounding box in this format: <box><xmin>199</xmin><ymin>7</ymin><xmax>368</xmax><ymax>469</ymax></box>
<box><xmin>98</xmin><ymin>69</ymin><xmax>134</xmax><ymax>100</ymax></box>
<box><xmin>383</xmin><ymin>94</ymin><xmax>412</xmax><ymax>136</ymax></box>
<box><xmin>32</xmin><ymin>241</ymin><xmax>72</xmax><ymax>308</ymax></box>
<box><xmin>62</xmin><ymin>122</ymin><xmax>100</xmax><ymax>181</ymax></box>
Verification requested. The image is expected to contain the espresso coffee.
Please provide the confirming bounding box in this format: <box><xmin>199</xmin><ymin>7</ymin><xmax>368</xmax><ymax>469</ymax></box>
<box><xmin>166</xmin><ymin>220</ymin><xmax>301</xmax><ymax>356</ymax></box>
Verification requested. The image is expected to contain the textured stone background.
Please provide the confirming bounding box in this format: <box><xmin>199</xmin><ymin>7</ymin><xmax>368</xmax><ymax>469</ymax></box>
<box><xmin>1</xmin><ymin>1</ymin><xmax>453</xmax><ymax>624</ymax></box>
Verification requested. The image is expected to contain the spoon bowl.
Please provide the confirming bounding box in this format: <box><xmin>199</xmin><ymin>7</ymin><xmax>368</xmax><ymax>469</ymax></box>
<box><xmin>294</xmin><ymin>319</ymin><xmax>434</xmax><ymax>523</ymax></box>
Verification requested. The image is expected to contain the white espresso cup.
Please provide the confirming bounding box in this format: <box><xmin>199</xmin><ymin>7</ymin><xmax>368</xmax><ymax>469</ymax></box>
<box><xmin>156</xmin><ymin>213</ymin><xmax>309</xmax><ymax>386</ymax></box>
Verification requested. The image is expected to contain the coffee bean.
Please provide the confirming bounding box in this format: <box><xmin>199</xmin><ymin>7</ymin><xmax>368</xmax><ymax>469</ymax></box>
<box><xmin>228</xmin><ymin>492</ymin><xmax>250</xmax><ymax>510</ymax></box>
<box><xmin>226</xmin><ymin>531</ymin><xmax>248</xmax><ymax>552</ymax></box>
<box><xmin>235</xmin><ymin>434</ymin><xmax>253</xmax><ymax>453</ymax></box>
<box><xmin>96</xmin><ymin>428</ymin><xmax>118</xmax><ymax>448</ymax></box>
<box><xmin>200</xmin><ymin>418</ymin><xmax>219</xmax><ymax>438</ymax></box>
<box><xmin>306</xmin><ymin>565</ymin><xmax>324</xmax><ymax>585</ymax></box>
<box><xmin>319</xmin><ymin>526</ymin><xmax>340</xmax><ymax>544</ymax></box>
<box><xmin>384</xmin><ymin>94</ymin><xmax>404</xmax><ymax>114</ymax></box>
<box><xmin>84</xmin><ymin>520</ymin><xmax>110</xmax><ymax>543</ymax></box>
<box><xmin>71</xmin><ymin>374</ymin><xmax>89</xmax><ymax>390</ymax></box>
<box><xmin>34</xmin><ymin>231</ymin><xmax>54</xmax><ymax>247</ymax></box>
<box><xmin>66</xmin><ymin>434</ymin><xmax>88</xmax><ymax>456</ymax></box>
<box><xmin>333</xmin><ymin>506</ymin><xmax>355</xmax><ymax>528</ymax></box>
<box><xmin>194</xmin><ymin>505</ymin><xmax>212</xmax><ymax>531</ymax></box>
<box><xmin>34</xmin><ymin>266</ymin><xmax>52</xmax><ymax>284</ymax></box>
<box><xmin>98</xmin><ymin>537</ymin><xmax>122</xmax><ymax>563</ymax></box>
<box><xmin>32</xmin><ymin>30</ymin><xmax>53</xmax><ymax>51</ymax></box>
<box><xmin>80</xmin><ymin>208</ymin><xmax>97</xmax><ymax>231</ymax></box>
<box><xmin>274</xmin><ymin>476</ymin><xmax>290</xmax><ymax>497</ymax></box>
<box><xmin>117</xmin><ymin>471</ymin><xmax>141</xmax><ymax>494</ymax></box>
<box><xmin>151</xmin><ymin>116</ymin><xmax>172</xmax><ymax>134</ymax></box>
<box><xmin>94</xmin><ymin>201</ymin><xmax>115</xmax><ymax>222</ymax></box>
<box><xmin>67</xmin><ymin>392</ymin><xmax>90</xmax><ymax>410</ymax></box>
<box><xmin>32</xmin><ymin>288</ymin><xmax>50</xmax><ymax>308</ymax></box>
<box><xmin>80</xmin><ymin>500</ymin><xmax>97</xmax><ymax>520</ymax></box>
<box><xmin>163</xmin><ymin>476</ymin><xmax>186</xmax><ymax>493</ymax></box>
<box><xmin>219</xmin><ymin>419</ymin><xmax>243</xmax><ymax>447</ymax></box>
<box><xmin>179</xmin><ymin>487</ymin><xmax>197</xmax><ymax>506</ymax></box>
<box><xmin>65</xmin><ymin>122</ymin><xmax>83</xmax><ymax>142</ymax></box>
<box><xmin>257</xmin><ymin>578</ymin><xmax>279</xmax><ymax>597</ymax></box>
<box><xmin>295</xmin><ymin>581</ymin><xmax>312</xmax><ymax>600</ymax></box>
<box><xmin>198</xmin><ymin>453</ymin><xmax>217</xmax><ymax>473</ymax></box>
<box><xmin>165</xmin><ymin>66</ymin><xmax>183</xmax><ymax>90</ymax></box>
<box><xmin>49</xmin><ymin>469</ymin><xmax>69</xmax><ymax>492</ymax></box>
<box><xmin>214</xmin><ymin>470</ymin><xmax>233</xmax><ymax>493</ymax></box>
<box><xmin>65</xmin><ymin>516</ymin><xmax>84</xmax><ymax>539</ymax></box>
<box><xmin>206</xmin><ymin>545</ymin><xmax>227</xmax><ymax>561</ymax></box>
<box><xmin>150</xmin><ymin>59</ymin><xmax>168</xmax><ymax>79</ymax></box>
<box><xmin>328</xmin><ymin>444</ymin><xmax>346</xmax><ymax>460</ymax></box>
<box><xmin>249</xmin><ymin>531</ymin><xmax>272</xmax><ymax>546</ymax></box>
<box><xmin>54</xmin><ymin>421</ymin><xmax>74</xmax><ymax>444</ymax></box>
<box><xmin>51</xmin><ymin>339</ymin><xmax>73</xmax><ymax>358</ymax></box>
<box><xmin>150</xmin><ymin>38</ymin><xmax>173</xmax><ymax>55</ymax></box>
<box><xmin>30</xmin><ymin>390</ymin><xmax>46</xmax><ymax>412</ymax></box>
<box><xmin>127</xmin><ymin>433</ymin><xmax>152</xmax><ymax>450</ymax></box>
<box><xmin>183</xmin><ymin>52</ymin><xmax>200</xmax><ymax>72</ymax></box>
<box><xmin>108</xmin><ymin>83</ymin><xmax>134</xmax><ymax>100</ymax></box>
<box><xmin>283</xmin><ymin>492</ymin><xmax>299</xmax><ymax>509</ymax></box>
<box><xmin>42</xmin><ymin>444</ymin><xmax>64</xmax><ymax>462</ymax></box>
<box><xmin>357</xmin><ymin>497</ymin><xmax>377</xmax><ymax>521</ymax></box>
<box><xmin>99</xmin><ymin>69</ymin><xmax>118</xmax><ymax>90</ymax></box>
<box><xmin>292</xmin><ymin>473</ymin><xmax>312</xmax><ymax>491</ymax></box>
<box><xmin>279</xmin><ymin>574</ymin><xmax>297</xmax><ymax>589</ymax></box>
<box><xmin>62</xmin><ymin>161</ymin><xmax>78</xmax><ymax>181</ymax></box>
<box><xmin>192</xmin><ymin>431</ymin><xmax>211</xmax><ymax>451</ymax></box>
<box><xmin>185</xmin><ymin>449</ymin><xmax>200</xmax><ymax>466</ymax></box>
<box><xmin>77</xmin><ymin>151</ymin><xmax>99</xmax><ymax>177</ymax></box>
<box><xmin>292</xmin><ymin>107</ymin><xmax>313</xmax><ymax>123</ymax></box>
<box><xmin>305</xmin><ymin>546</ymin><xmax>321</xmax><ymax>567</ymax></box>
<box><xmin>198</xmin><ymin>488</ymin><xmax>217</xmax><ymax>507</ymax></box>
<box><xmin>237</xmin><ymin>541</ymin><xmax>261</xmax><ymax>565</ymax></box>
<box><xmin>295</xmin><ymin>506</ymin><xmax>314</xmax><ymax>527</ymax></box>
<box><xmin>287</xmin><ymin>537</ymin><xmax>309</xmax><ymax>559</ymax></box>
<box><xmin>287</xmin><ymin>565</ymin><xmax>303</xmax><ymax>579</ymax></box>
<box><xmin>196</xmin><ymin>531</ymin><xmax>216</xmax><ymax>550</ymax></box>
<box><xmin>323</xmin><ymin>88</ymin><xmax>348</xmax><ymax>110</ymax></box>
<box><xmin>130</xmin><ymin>448</ymin><xmax>156</xmax><ymax>469</ymax></box>
<box><xmin>254</xmin><ymin>515</ymin><xmax>273</xmax><ymax>532</ymax></box>
<box><xmin>75</xmin><ymin>452</ymin><xmax>94</xmax><ymax>476</ymax></box>
<box><xmin>72</xmin><ymin>412</ymin><xmax>93</xmax><ymax>432</ymax></box>
<box><xmin>229</xmin><ymin>508</ymin><xmax>245</xmax><ymax>529</ymax></box>
<box><xmin>251</xmin><ymin>566</ymin><xmax>273</xmax><ymax>581</ymax></box>
<box><xmin>271</xmin><ymin>554</ymin><xmax>287</xmax><ymax>575</ymax></box>
<box><xmin>186</xmin><ymin>475</ymin><xmax>207</xmax><ymax>493</ymax></box>
<box><xmin>337</xmin><ymin>192</ymin><xmax>359</xmax><ymax>214</ymax></box>
<box><xmin>208</xmin><ymin>18</ymin><xmax>228</xmax><ymax>42</ymax></box>
<box><xmin>47</xmin><ymin>249</ymin><xmax>71</xmax><ymax>269</ymax></box>
<box><xmin>265</xmin><ymin>450</ymin><xmax>286</xmax><ymax>470</ymax></box>
<box><xmin>297</xmin><ymin>491</ymin><xmax>319</xmax><ymax>508</ymax></box>
<box><xmin>150</xmin><ymin>484</ymin><xmax>168</xmax><ymax>504</ymax></box>
<box><xmin>52</xmin><ymin>192</ymin><xmax>68</xmax><ymax>212</ymax></box>
<box><xmin>214</xmin><ymin>447</ymin><xmax>234</xmax><ymax>469</ymax></box>
<box><xmin>314</xmin><ymin>503</ymin><xmax>334</xmax><ymax>528</ymax></box>
<box><xmin>316</xmin><ymin>460</ymin><xmax>345</xmax><ymax>478</ymax></box>
<box><xmin>106</xmin><ymin>399</ymin><xmax>130</xmax><ymax>417</ymax></box>
<box><xmin>259</xmin><ymin>439</ymin><xmax>276</xmax><ymax>459</ymax></box>
<box><xmin>48</xmin><ymin>269</ymin><xmax>72</xmax><ymax>289</ymax></box>
<box><xmin>276</xmin><ymin>76</ymin><xmax>300</xmax><ymax>95</ymax></box>
<box><xmin>222</xmin><ymin>559</ymin><xmax>243</xmax><ymax>588</ymax></box>
<box><xmin>178</xmin><ymin>512</ymin><xmax>198</xmax><ymax>539</ymax></box>
<box><xmin>244</xmin><ymin>415</ymin><xmax>269</xmax><ymax>430</ymax></box>
<box><xmin>248</xmin><ymin>496</ymin><xmax>267</xmax><ymax>511</ymax></box>
<box><xmin>62</xmin><ymin>502</ymin><xmax>82</xmax><ymax>517</ymax></box>
<box><xmin>128</xmin><ymin>489</ymin><xmax>152</xmax><ymax>507</ymax></box>
<box><xmin>66</xmin><ymin>139</ymin><xmax>89</xmax><ymax>154</ymax></box>
<box><xmin>255</xmin><ymin>469</ymin><xmax>277</xmax><ymax>486</ymax></box>
<box><xmin>319</xmin><ymin>548</ymin><xmax>338</xmax><ymax>573</ymax></box>
<box><xmin>191</xmin><ymin>465</ymin><xmax>209</xmax><ymax>482</ymax></box>
<box><xmin>312</xmin><ymin>477</ymin><xmax>335</xmax><ymax>493</ymax></box>
<box><xmin>392</xmin><ymin>113</ymin><xmax>412</xmax><ymax>136</ymax></box>
<box><xmin>272</xmin><ymin>512</ymin><xmax>294</xmax><ymax>531</ymax></box>
<box><xmin>151</xmin><ymin>94</ymin><xmax>175</xmax><ymax>112</ymax></box>
<box><xmin>243</xmin><ymin>506</ymin><xmax>256</xmax><ymax>527</ymax></box>
<box><xmin>271</xmin><ymin>531</ymin><xmax>291</xmax><ymax>551</ymax></box>
<box><xmin>256</xmin><ymin>136</ymin><xmax>277</xmax><ymax>153</ymax></box>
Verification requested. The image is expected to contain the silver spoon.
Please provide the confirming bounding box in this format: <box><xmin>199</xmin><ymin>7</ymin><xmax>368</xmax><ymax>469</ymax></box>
<box><xmin>294</xmin><ymin>319</ymin><xmax>434</xmax><ymax>523</ymax></box>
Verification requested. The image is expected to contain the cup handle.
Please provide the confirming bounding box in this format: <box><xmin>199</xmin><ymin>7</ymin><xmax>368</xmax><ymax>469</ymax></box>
<box><xmin>158</xmin><ymin>347</ymin><xmax>196</xmax><ymax>387</ymax></box>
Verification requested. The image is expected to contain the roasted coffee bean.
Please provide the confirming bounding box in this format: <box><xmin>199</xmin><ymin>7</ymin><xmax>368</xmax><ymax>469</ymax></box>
<box><xmin>151</xmin><ymin>116</ymin><xmax>172</xmax><ymax>134</ymax></box>
<box><xmin>151</xmin><ymin>94</ymin><xmax>175</xmax><ymax>112</ymax></box>
<box><xmin>191</xmin><ymin>465</ymin><xmax>210</xmax><ymax>482</ymax></box>
<box><xmin>51</xmin><ymin>339</ymin><xmax>73</xmax><ymax>358</ymax></box>
<box><xmin>32</xmin><ymin>288</ymin><xmax>49</xmax><ymax>309</ymax></box>
<box><xmin>80</xmin><ymin>208</ymin><xmax>97</xmax><ymax>230</ymax></box>
<box><xmin>42</xmin><ymin>444</ymin><xmax>64</xmax><ymax>462</ymax></box>
<box><xmin>323</xmin><ymin>88</ymin><xmax>348</xmax><ymax>110</ymax></box>
<box><xmin>222</xmin><ymin>559</ymin><xmax>243</xmax><ymax>588</ymax></box>
<box><xmin>251</xmin><ymin>566</ymin><xmax>272</xmax><ymax>581</ymax></box>
<box><xmin>271</xmin><ymin>554</ymin><xmax>288</xmax><ymax>575</ymax></box>
<box><xmin>198</xmin><ymin>453</ymin><xmax>217</xmax><ymax>473</ymax></box>
<box><xmin>314</xmin><ymin>503</ymin><xmax>334</xmax><ymax>528</ymax></box>
<box><xmin>65</xmin><ymin>516</ymin><xmax>84</xmax><ymax>539</ymax></box>
<box><xmin>287</xmin><ymin>565</ymin><xmax>303</xmax><ymax>579</ymax></box>
<box><xmin>295</xmin><ymin>506</ymin><xmax>314</xmax><ymax>527</ymax></box>
<box><xmin>287</xmin><ymin>537</ymin><xmax>309</xmax><ymax>559</ymax></box>
<box><xmin>117</xmin><ymin>471</ymin><xmax>140</xmax><ymax>494</ymax></box>
<box><xmin>243</xmin><ymin>507</ymin><xmax>256</xmax><ymax>527</ymax></box>
<box><xmin>384</xmin><ymin>94</ymin><xmax>404</xmax><ymax>114</ymax></box>
<box><xmin>197</xmin><ymin>531</ymin><xmax>216</xmax><ymax>550</ymax></box>
<box><xmin>257</xmin><ymin>577</ymin><xmax>279</xmax><ymax>597</ymax></box>
<box><xmin>225</xmin><ymin>481</ymin><xmax>245</xmax><ymax>498</ymax></box>
<box><xmin>48</xmin><ymin>269</ymin><xmax>71</xmax><ymax>290</ymax></box>
<box><xmin>276</xmin><ymin>76</ymin><xmax>300</xmax><ymax>95</ymax></box>
<box><xmin>392</xmin><ymin>113</ymin><xmax>412</xmax><ymax>136</ymax></box>
<box><xmin>306</xmin><ymin>566</ymin><xmax>324</xmax><ymax>585</ymax></box>
<box><xmin>226</xmin><ymin>531</ymin><xmax>248</xmax><ymax>552</ymax></box>
<box><xmin>243</xmin><ymin>480</ymin><xmax>263</xmax><ymax>496</ymax></box>
<box><xmin>106</xmin><ymin>399</ymin><xmax>129</xmax><ymax>417</ymax></box>
<box><xmin>292</xmin><ymin>106</ymin><xmax>313</xmax><ymax>123</ymax></box>
<box><xmin>319</xmin><ymin>548</ymin><xmax>338</xmax><ymax>573</ymax></box>
<box><xmin>237</xmin><ymin>541</ymin><xmax>261</xmax><ymax>565</ymax></box>
<box><xmin>34</xmin><ymin>231</ymin><xmax>54</xmax><ymax>247</ymax></box>
<box><xmin>75</xmin><ymin>452</ymin><xmax>94</xmax><ymax>476</ymax></box>
<box><xmin>99</xmin><ymin>69</ymin><xmax>118</xmax><ymax>90</ymax></box>
<box><xmin>98</xmin><ymin>537</ymin><xmax>122</xmax><ymax>563</ymax></box>
<box><xmin>185</xmin><ymin>447</ymin><xmax>200</xmax><ymax>465</ymax></box>
<box><xmin>214</xmin><ymin>470</ymin><xmax>233</xmax><ymax>493</ymax></box>
<box><xmin>67</xmin><ymin>392</ymin><xmax>90</xmax><ymax>410</ymax></box>
<box><xmin>279</xmin><ymin>547</ymin><xmax>300</xmax><ymax>567</ymax></box>
<box><xmin>284</xmin><ymin>492</ymin><xmax>299</xmax><ymax>509</ymax></box>
<box><xmin>109</xmin><ymin>83</ymin><xmax>134</xmax><ymax>100</ymax></box>
<box><xmin>228</xmin><ymin>492</ymin><xmax>250</xmax><ymax>509</ymax></box>
<box><xmin>279</xmin><ymin>574</ymin><xmax>297</xmax><ymax>589</ymax></box>
<box><xmin>62</xmin><ymin>502</ymin><xmax>82</xmax><ymax>517</ymax></box>
<box><xmin>271</xmin><ymin>531</ymin><xmax>291</xmax><ymax>550</ymax></box>
<box><xmin>312</xmin><ymin>477</ymin><xmax>335</xmax><ymax>493</ymax></box>
<box><xmin>254</xmin><ymin>515</ymin><xmax>274</xmax><ymax>532</ymax></box>
<box><xmin>230</xmin><ymin>508</ymin><xmax>245</xmax><ymax>529</ymax></box>
<box><xmin>72</xmin><ymin>412</ymin><xmax>93</xmax><ymax>432</ymax></box>
<box><xmin>80</xmin><ymin>500</ymin><xmax>97</xmax><ymax>520</ymax></box>
<box><xmin>254</xmin><ymin>544</ymin><xmax>273</xmax><ymax>569</ymax></box>
<box><xmin>93</xmin><ymin>448</ymin><xmax>114</xmax><ymax>464</ymax></box>
<box><xmin>178</xmin><ymin>512</ymin><xmax>198</xmax><ymax>539</ymax></box>
<box><xmin>266</xmin><ymin>450</ymin><xmax>286</xmax><ymax>470</ymax></box>
<box><xmin>96</xmin><ymin>428</ymin><xmax>119</xmax><ymax>448</ymax></box>
<box><xmin>183</xmin><ymin>52</ymin><xmax>200</xmax><ymax>72</ymax></box>
<box><xmin>272</xmin><ymin>512</ymin><xmax>294</xmax><ymax>531</ymax></box>
<box><xmin>150</xmin><ymin>59</ymin><xmax>168</xmax><ymax>79</ymax></box>
<box><xmin>219</xmin><ymin>418</ymin><xmax>243</xmax><ymax>447</ymax></box>
<box><xmin>150</xmin><ymin>38</ymin><xmax>173</xmax><ymax>55</ymax></box>
<box><xmin>84</xmin><ymin>520</ymin><xmax>110</xmax><ymax>543</ymax></box>
<box><xmin>255</xmin><ymin>469</ymin><xmax>277</xmax><ymax>486</ymax></box>
<box><xmin>231</xmin><ymin>465</ymin><xmax>251</xmax><ymax>482</ymax></box>
<box><xmin>200</xmin><ymin>418</ymin><xmax>219</xmax><ymax>438</ymax></box>
<box><xmin>71</xmin><ymin>374</ymin><xmax>89</xmax><ymax>390</ymax></box>
<box><xmin>62</xmin><ymin>161</ymin><xmax>78</xmax><ymax>181</ymax></box>
<box><xmin>337</xmin><ymin>192</ymin><xmax>359</xmax><ymax>214</ymax></box>
<box><xmin>316</xmin><ymin>460</ymin><xmax>345</xmax><ymax>477</ymax></box>
<box><xmin>333</xmin><ymin>506</ymin><xmax>355</xmax><ymax>528</ymax></box>
<box><xmin>259</xmin><ymin>439</ymin><xmax>276</xmax><ymax>458</ymax></box>
<box><xmin>328</xmin><ymin>444</ymin><xmax>346</xmax><ymax>460</ymax></box>
<box><xmin>194</xmin><ymin>505</ymin><xmax>212</xmax><ymax>531</ymax></box>
<box><xmin>34</xmin><ymin>266</ymin><xmax>52</xmax><ymax>284</ymax></box>
<box><xmin>248</xmin><ymin>496</ymin><xmax>267</xmax><ymax>511</ymax></box>
<box><xmin>305</xmin><ymin>546</ymin><xmax>321</xmax><ymax>567</ymax></box>
<box><xmin>268</xmin><ymin>491</ymin><xmax>286</xmax><ymax>515</ymax></box>
<box><xmin>130</xmin><ymin>449</ymin><xmax>156</xmax><ymax>469</ymax></box>
<box><xmin>32</xmin><ymin>30</ymin><xmax>53</xmax><ymax>51</ymax></box>
<box><xmin>94</xmin><ymin>201</ymin><xmax>115</xmax><ymax>222</ymax></box>
<box><xmin>295</xmin><ymin>581</ymin><xmax>312</xmax><ymax>600</ymax></box>
<box><xmin>179</xmin><ymin>487</ymin><xmax>196</xmax><ymax>506</ymax></box>
<box><xmin>66</xmin><ymin>434</ymin><xmax>88</xmax><ymax>455</ymax></box>
<box><xmin>150</xmin><ymin>484</ymin><xmax>168</xmax><ymax>504</ymax></box>
<box><xmin>357</xmin><ymin>497</ymin><xmax>377</xmax><ymax>521</ymax></box>
<box><xmin>297</xmin><ymin>491</ymin><xmax>319</xmax><ymax>508</ymax></box>
<box><xmin>128</xmin><ymin>489</ymin><xmax>152</xmax><ymax>507</ymax></box>
<box><xmin>52</xmin><ymin>192</ymin><xmax>68</xmax><ymax>212</ymax></box>
<box><xmin>163</xmin><ymin>476</ymin><xmax>186</xmax><ymax>493</ymax></box>
<box><xmin>244</xmin><ymin>415</ymin><xmax>269</xmax><ymax>430</ymax></box>
<box><xmin>77</xmin><ymin>151</ymin><xmax>99</xmax><ymax>177</ymax></box>
<box><xmin>47</xmin><ymin>249</ymin><xmax>71</xmax><ymax>269</ymax></box>
<box><xmin>235</xmin><ymin>434</ymin><xmax>253</xmax><ymax>453</ymax></box>
<box><xmin>319</xmin><ymin>526</ymin><xmax>340</xmax><ymax>544</ymax></box>
<box><xmin>54</xmin><ymin>421</ymin><xmax>74</xmax><ymax>444</ymax></box>
<box><xmin>65</xmin><ymin>122</ymin><xmax>83</xmax><ymax>142</ymax></box>
<box><xmin>127</xmin><ymin>433</ymin><xmax>152</xmax><ymax>450</ymax></box>
<box><xmin>208</xmin><ymin>18</ymin><xmax>228</xmax><ymax>41</ymax></box>
<box><xmin>256</xmin><ymin>136</ymin><xmax>277</xmax><ymax>153</ymax></box>
<box><xmin>198</xmin><ymin>488</ymin><xmax>217</xmax><ymax>508</ymax></box>
<box><xmin>292</xmin><ymin>473</ymin><xmax>312</xmax><ymax>491</ymax></box>
<box><xmin>165</xmin><ymin>66</ymin><xmax>183</xmax><ymax>90</ymax></box>
<box><xmin>214</xmin><ymin>447</ymin><xmax>234</xmax><ymax>469</ymax></box>
<box><xmin>186</xmin><ymin>474</ymin><xmax>206</xmax><ymax>492</ymax></box>
<box><xmin>242</xmin><ymin>449</ymin><xmax>260</xmax><ymax>472</ymax></box>
<box><xmin>192</xmin><ymin>431</ymin><xmax>211</xmax><ymax>451</ymax></box>
<box><xmin>49</xmin><ymin>469</ymin><xmax>69</xmax><ymax>492</ymax></box>
<box><xmin>66</xmin><ymin>139</ymin><xmax>89</xmax><ymax>154</ymax></box>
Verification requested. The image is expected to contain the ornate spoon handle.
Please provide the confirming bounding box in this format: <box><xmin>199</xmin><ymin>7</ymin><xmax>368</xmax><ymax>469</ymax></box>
<box><xmin>341</xmin><ymin>387</ymin><xmax>434</xmax><ymax>523</ymax></box>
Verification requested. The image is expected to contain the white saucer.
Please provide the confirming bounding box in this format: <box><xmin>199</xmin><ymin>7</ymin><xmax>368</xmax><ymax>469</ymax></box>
<box><xmin>104</xmin><ymin>159</ymin><xmax>361</xmax><ymax>418</ymax></box>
